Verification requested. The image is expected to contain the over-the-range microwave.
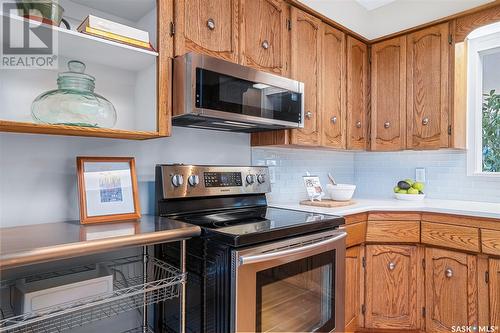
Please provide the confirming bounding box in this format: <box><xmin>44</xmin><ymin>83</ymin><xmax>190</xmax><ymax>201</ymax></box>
<box><xmin>172</xmin><ymin>52</ymin><xmax>304</xmax><ymax>132</ymax></box>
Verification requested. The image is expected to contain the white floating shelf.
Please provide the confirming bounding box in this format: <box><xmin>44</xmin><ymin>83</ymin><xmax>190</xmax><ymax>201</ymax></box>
<box><xmin>1</xmin><ymin>13</ymin><xmax>158</xmax><ymax>71</ymax></box>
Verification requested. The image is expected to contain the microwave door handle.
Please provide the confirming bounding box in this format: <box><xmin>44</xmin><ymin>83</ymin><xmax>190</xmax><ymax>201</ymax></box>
<box><xmin>238</xmin><ymin>232</ymin><xmax>346</xmax><ymax>266</ymax></box>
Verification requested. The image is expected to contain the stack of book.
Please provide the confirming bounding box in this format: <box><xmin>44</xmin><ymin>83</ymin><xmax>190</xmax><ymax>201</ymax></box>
<box><xmin>77</xmin><ymin>15</ymin><xmax>155</xmax><ymax>51</ymax></box>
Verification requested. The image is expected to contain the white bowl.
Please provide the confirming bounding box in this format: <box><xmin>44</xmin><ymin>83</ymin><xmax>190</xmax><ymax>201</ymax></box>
<box><xmin>394</xmin><ymin>193</ymin><xmax>426</xmax><ymax>201</ymax></box>
<box><xmin>326</xmin><ymin>184</ymin><xmax>356</xmax><ymax>201</ymax></box>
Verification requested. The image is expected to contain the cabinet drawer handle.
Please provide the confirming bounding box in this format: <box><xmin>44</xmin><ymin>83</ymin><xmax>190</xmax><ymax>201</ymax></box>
<box><xmin>445</xmin><ymin>268</ymin><xmax>453</xmax><ymax>278</ymax></box>
<box><xmin>331</xmin><ymin>116</ymin><xmax>337</xmax><ymax>124</ymax></box>
<box><xmin>305</xmin><ymin>111</ymin><xmax>312</xmax><ymax>119</ymax></box>
<box><xmin>422</xmin><ymin>117</ymin><xmax>429</xmax><ymax>126</ymax></box>
<box><xmin>261</xmin><ymin>40</ymin><xmax>270</xmax><ymax>49</ymax></box>
<box><xmin>384</xmin><ymin>121</ymin><xmax>390</xmax><ymax>129</ymax></box>
<box><xmin>356</xmin><ymin>121</ymin><xmax>362</xmax><ymax>128</ymax></box>
<box><xmin>388</xmin><ymin>262</ymin><xmax>396</xmax><ymax>271</ymax></box>
<box><xmin>207</xmin><ymin>18</ymin><xmax>216</xmax><ymax>30</ymax></box>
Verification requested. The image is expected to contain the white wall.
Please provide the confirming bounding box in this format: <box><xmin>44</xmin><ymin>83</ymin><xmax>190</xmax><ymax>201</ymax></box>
<box><xmin>0</xmin><ymin>128</ymin><xmax>250</xmax><ymax>227</ymax></box>
<box><xmin>3</xmin><ymin>132</ymin><xmax>500</xmax><ymax>228</ymax></box>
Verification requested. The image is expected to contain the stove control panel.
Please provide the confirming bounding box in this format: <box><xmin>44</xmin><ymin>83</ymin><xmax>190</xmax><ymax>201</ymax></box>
<box><xmin>158</xmin><ymin>165</ymin><xmax>271</xmax><ymax>199</ymax></box>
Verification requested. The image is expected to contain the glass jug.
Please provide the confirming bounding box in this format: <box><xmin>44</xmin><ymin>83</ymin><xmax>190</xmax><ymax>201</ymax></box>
<box><xmin>32</xmin><ymin>60</ymin><xmax>117</xmax><ymax>128</ymax></box>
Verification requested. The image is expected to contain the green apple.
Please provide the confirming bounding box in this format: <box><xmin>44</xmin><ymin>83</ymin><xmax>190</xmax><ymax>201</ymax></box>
<box><xmin>404</xmin><ymin>178</ymin><xmax>415</xmax><ymax>186</ymax></box>
<box><xmin>413</xmin><ymin>182</ymin><xmax>424</xmax><ymax>191</ymax></box>
<box><xmin>393</xmin><ymin>186</ymin><xmax>400</xmax><ymax>193</ymax></box>
<box><xmin>407</xmin><ymin>187</ymin><xmax>419</xmax><ymax>195</ymax></box>
<box><xmin>398</xmin><ymin>189</ymin><xmax>408</xmax><ymax>194</ymax></box>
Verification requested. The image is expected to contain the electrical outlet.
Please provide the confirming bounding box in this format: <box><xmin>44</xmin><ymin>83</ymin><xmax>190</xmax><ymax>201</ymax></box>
<box><xmin>415</xmin><ymin>168</ymin><xmax>426</xmax><ymax>183</ymax></box>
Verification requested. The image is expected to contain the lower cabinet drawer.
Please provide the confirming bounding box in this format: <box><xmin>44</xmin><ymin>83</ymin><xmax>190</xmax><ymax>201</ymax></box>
<box><xmin>366</xmin><ymin>220</ymin><xmax>420</xmax><ymax>243</ymax></box>
<box><xmin>421</xmin><ymin>222</ymin><xmax>480</xmax><ymax>252</ymax></box>
<box><xmin>342</xmin><ymin>222</ymin><xmax>366</xmax><ymax>247</ymax></box>
<box><xmin>481</xmin><ymin>229</ymin><xmax>500</xmax><ymax>256</ymax></box>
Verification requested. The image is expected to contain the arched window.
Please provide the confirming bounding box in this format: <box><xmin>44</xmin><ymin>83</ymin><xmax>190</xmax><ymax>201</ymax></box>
<box><xmin>466</xmin><ymin>22</ymin><xmax>500</xmax><ymax>176</ymax></box>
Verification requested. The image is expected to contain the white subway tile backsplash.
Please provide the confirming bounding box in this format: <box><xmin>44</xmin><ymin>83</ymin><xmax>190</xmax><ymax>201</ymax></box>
<box><xmin>355</xmin><ymin>150</ymin><xmax>500</xmax><ymax>202</ymax></box>
<box><xmin>252</xmin><ymin>147</ymin><xmax>355</xmax><ymax>203</ymax></box>
<box><xmin>252</xmin><ymin>148</ymin><xmax>500</xmax><ymax>204</ymax></box>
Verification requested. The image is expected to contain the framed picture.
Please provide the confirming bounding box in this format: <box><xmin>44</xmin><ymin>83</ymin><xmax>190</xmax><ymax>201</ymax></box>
<box><xmin>77</xmin><ymin>157</ymin><xmax>141</xmax><ymax>224</ymax></box>
<box><xmin>303</xmin><ymin>175</ymin><xmax>325</xmax><ymax>201</ymax></box>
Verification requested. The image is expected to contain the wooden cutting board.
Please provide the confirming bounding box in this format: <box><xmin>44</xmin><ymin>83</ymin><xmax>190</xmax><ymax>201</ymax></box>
<box><xmin>299</xmin><ymin>199</ymin><xmax>356</xmax><ymax>208</ymax></box>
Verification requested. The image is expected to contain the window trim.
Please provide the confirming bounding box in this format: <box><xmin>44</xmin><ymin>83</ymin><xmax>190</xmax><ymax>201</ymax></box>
<box><xmin>466</xmin><ymin>30</ymin><xmax>500</xmax><ymax>178</ymax></box>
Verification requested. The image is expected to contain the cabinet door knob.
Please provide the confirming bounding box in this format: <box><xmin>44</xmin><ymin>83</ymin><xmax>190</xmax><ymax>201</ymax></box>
<box><xmin>261</xmin><ymin>40</ymin><xmax>270</xmax><ymax>49</ymax></box>
<box><xmin>422</xmin><ymin>117</ymin><xmax>429</xmax><ymax>126</ymax></box>
<box><xmin>356</xmin><ymin>121</ymin><xmax>362</xmax><ymax>128</ymax></box>
<box><xmin>388</xmin><ymin>262</ymin><xmax>396</xmax><ymax>271</ymax></box>
<box><xmin>207</xmin><ymin>18</ymin><xmax>216</xmax><ymax>30</ymax></box>
<box><xmin>445</xmin><ymin>268</ymin><xmax>453</xmax><ymax>278</ymax></box>
<box><xmin>331</xmin><ymin>116</ymin><xmax>337</xmax><ymax>124</ymax></box>
<box><xmin>384</xmin><ymin>121</ymin><xmax>390</xmax><ymax>129</ymax></box>
<box><xmin>305</xmin><ymin>111</ymin><xmax>312</xmax><ymax>119</ymax></box>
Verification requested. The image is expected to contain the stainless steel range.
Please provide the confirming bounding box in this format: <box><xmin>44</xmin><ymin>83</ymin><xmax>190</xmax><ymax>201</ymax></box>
<box><xmin>155</xmin><ymin>165</ymin><xmax>346</xmax><ymax>333</ymax></box>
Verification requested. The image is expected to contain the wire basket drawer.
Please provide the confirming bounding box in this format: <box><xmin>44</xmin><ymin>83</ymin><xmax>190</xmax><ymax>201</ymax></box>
<box><xmin>0</xmin><ymin>255</ymin><xmax>184</xmax><ymax>333</ymax></box>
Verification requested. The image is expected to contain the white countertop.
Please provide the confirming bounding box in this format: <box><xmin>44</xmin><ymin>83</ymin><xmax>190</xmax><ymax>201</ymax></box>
<box><xmin>269</xmin><ymin>197</ymin><xmax>500</xmax><ymax>220</ymax></box>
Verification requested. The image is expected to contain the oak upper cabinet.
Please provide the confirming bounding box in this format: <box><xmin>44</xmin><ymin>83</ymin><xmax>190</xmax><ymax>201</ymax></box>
<box><xmin>370</xmin><ymin>36</ymin><xmax>407</xmax><ymax>151</ymax></box>
<box><xmin>288</xmin><ymin>7</ymin><xmax>321</xmax><ymax>146</ymax></box>
<box><xmin>173</xmin><ymin>0</ymin><xmax>239</xmax><ymax>62</ymax></box>
<box><xmin>365</xmin><ymin>245</ymin><xmax>420</xmax><ymax>329</ymax></box>
<box><xmin>321</xmin><ymin>24</ymin><xmax>346</xmax><ymax>149</ymax></box>
<box><xmin>425</xmin><ymin>247</ymin><xmax>478</xmax><ymax>332</ymax></box>
<box><xmin>346</xmin><ymin>36</ymin><xmax>369</xmax><ymax>150</ymax></box>
<box><xmin>239</xmin><ymin>0</ymin><xmax>290</xmax><ymax>75</ymax></box>
<box><xmin>345</xmin><ymin>246</ymin><xmax>364</xmax><ymax>332</ymax></box>
<box><xmin>406</xmin><ymin>23</ymin><xmax>450</xmax><ymax>149</ymax></box>
<box><xmin>489</xmin><ymin>259</ymin><xmax>500</xmax><ymax>328</ymax></box>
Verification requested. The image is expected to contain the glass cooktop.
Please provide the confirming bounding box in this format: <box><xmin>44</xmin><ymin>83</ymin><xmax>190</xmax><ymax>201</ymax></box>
<box><xmin>170</xmin><ymin>206</ymin><xmax>344</xmax><ymax>247</ymax></box>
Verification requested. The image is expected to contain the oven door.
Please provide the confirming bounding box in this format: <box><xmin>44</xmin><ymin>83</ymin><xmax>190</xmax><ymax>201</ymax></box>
<box><xmin>234</xmin><ymin>230</ymin><xmax>346</xmax><ymax>333</ymax></box>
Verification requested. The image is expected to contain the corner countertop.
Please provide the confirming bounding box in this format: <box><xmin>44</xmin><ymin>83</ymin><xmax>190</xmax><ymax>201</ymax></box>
<box><xmin>269</xmin><ymin>197</ymin><xmax>500</xmax><ymax>220</ymax></box>
<box><xmin>0</xmin><ymin>215</ymin><xmax>201</xmax><ymax>270</ymax></box>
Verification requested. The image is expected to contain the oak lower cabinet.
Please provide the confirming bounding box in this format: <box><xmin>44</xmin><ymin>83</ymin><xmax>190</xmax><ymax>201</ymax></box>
<box><xmin>345</xmin><ymin>246</ymin><xmax>364</xmax><ymax>332</ymax></box>
<box><xmin>425</xmin><ymin>247</ymin><xmax>478</xmax><ymax>332</ymax></box>
<box><xmin>364</xmin><ymin>245</ymin><xmax>421</xmax><ymax>330</ymax></box>
<box><xmin>239</xmin><ymin>0</ymin><xmax>290</xmax><ymax>75</ymax></box>
<box><xmin>346</xmin><ymin>36</ymin><xmax>369</xmax><ymax>150</ymax></box>
<box><xmin>489</xmin><ymin>259</ymin><xmax>500</xmax><ymax>328</ymax></box>
<box><xmin>173</xmin><ymin>0</ymin><xmax>239</xmax><ymax>62</ymax></box>
<box><xmin>370</xmin><ymin>36</ymin><xmax>407</xmax><ymax>151</ymax></box>
<box><xmin>406</xmin><ymin>23</ymin><xmax>451</xmax><ymax>149</ymax></box>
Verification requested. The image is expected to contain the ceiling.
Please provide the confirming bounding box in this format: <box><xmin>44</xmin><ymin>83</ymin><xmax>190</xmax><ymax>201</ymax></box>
<box><xmin>298</xmin><ymin>0</ymin><xmax>495</xmax><ymax>40</ymax></box>
<box><xmin>355</xmin><ymin>0</ymin><xmax>396</xmax><ymax>11</ymax></box>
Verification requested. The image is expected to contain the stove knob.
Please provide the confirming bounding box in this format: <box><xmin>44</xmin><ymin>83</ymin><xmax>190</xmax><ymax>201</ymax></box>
<box><xmin>257</xmin><ymin>174</ymin><xmax>266</xmax><ymax>184</ymax></box>
<box><xmin>246</xmin><ymin>174</ymin><xmax>255</xmax><ymax>185</ymax></box>
<box><xmin>188</xmin><ymin>175</ymin><xmax>200</xmax><ymax>187</ymax></box>
<box><xmin>171</xmin><ymin>174</ymin><xmax>184</xmax><ymax>187</ymax></box>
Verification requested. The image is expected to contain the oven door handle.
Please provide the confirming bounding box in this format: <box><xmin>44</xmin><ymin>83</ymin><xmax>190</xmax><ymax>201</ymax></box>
<box><xmin>238</xmin><ymin>231</ymin><xmax>346</xmax><ymax>266</ymax></box>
